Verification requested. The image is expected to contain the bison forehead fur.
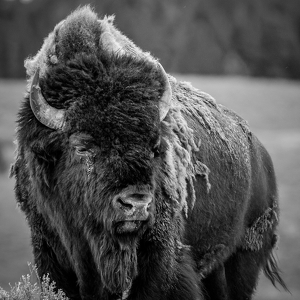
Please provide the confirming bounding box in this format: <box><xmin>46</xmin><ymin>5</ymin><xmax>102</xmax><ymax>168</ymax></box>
<box><xmin>12</xmin><ymin>5</ymin><xmax>287</xmax><ymax>300</ymax></box>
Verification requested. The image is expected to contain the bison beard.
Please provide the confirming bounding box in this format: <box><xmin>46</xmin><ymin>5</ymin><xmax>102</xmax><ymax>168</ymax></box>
<box><xmin>89</xmin><ymin>234</ymin><xmax>138</xmax><ymax>294</ymax></box>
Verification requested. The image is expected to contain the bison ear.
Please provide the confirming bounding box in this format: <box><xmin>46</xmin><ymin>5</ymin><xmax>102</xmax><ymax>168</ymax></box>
<box><xmin>158</xmin><ymin>63</ymin><xmax>172</xmax><ymax>121</ymax></box>
<box><xmin>100</xmin><ymin>31</ymin><xmax>125</xmax><ymax>55</ymax></box>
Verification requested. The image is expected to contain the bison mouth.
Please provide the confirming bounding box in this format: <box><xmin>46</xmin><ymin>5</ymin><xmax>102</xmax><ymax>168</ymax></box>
<box><xmin>115</xmin><ymin>220</ymin><xmax>144</xmax><ymax>234</ymax></box>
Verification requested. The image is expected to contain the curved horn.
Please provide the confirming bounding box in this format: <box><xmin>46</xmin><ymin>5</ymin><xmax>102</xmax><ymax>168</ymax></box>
<box><xmin>157</xmin><ymin>63</ymin><xmax>172</xmax><ymax>121</ymax></box>
<box><xmin>30</xmin><ymin>68</ymin><xmax>66</xmax><ymax>130</ymax></box>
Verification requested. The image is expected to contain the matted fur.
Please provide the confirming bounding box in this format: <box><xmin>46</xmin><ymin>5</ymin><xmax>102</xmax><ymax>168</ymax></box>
<box><xmin>161</xmin><ymin>105</ymin><xmax>199</xmax><ymax>216</ymax></box>
<box><xmin>243</xmin><ymin>201</ymin><xmax>279</xmax><ymax>251</ymax></box>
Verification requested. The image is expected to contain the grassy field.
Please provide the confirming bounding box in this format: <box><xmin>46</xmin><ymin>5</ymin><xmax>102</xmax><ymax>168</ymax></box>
<box><xmin>0</xmin><ymin>76</ymin><xmax>299</xmax><ymax>299</ymax></box>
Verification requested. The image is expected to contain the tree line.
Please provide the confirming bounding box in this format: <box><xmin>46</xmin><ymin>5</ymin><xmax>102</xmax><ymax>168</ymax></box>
<box><xmin>0</xmin><ymin>0</ymin><xmax>299</xmax><ymax>78</ymax></box>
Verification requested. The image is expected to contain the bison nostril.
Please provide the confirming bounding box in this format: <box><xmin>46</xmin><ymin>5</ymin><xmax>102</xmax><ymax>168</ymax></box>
<box><xmin>116</xmin><ymin>198</ymin><xmax>134</xmax><ymax>210</ymax></box>
<box><xmin>130</xmin><ymin>193</ymin><xmax>147</xmax><ymax>201</ymax></box>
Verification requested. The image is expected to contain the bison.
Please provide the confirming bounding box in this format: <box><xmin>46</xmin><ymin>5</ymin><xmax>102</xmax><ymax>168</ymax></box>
<box><xmin>11</xmin><ymin>6</ymin><xmax>287</xmax><ymax>300</ymax></box>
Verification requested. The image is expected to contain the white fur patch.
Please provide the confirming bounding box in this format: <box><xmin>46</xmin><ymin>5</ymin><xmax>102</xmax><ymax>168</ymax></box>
<box><xmin>162</xmin><ymin>106</ymin><xmax>200</xmax><ymax>217</ymax></box>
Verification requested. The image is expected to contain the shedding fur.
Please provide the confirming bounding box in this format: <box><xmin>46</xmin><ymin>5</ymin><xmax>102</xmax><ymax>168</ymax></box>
<box><xmin>243</xmin><ymin>202</ymin><xmax>279</xmax><ymax>251</ymax></box>
<box><xmin>194</xmin><ymin>161</ymin><xmax>211</xmax><ymax>194</ymax></box>
<box><xmin>173</xmin><ymin>80</ymin><xmax>252</xmax><ymax>173</ymax></box>
<box><xmin>160</xmin><ymin>76</ymin><xmax>215</xmax><ymax>215</ymax></box>
<box><xmin>264</xmin><ymin>247</ymin><xmax>289</xmax><ymax>292</ymax></box>
<box><xmin>162</xmin><ymin>107</ymin><xmax>199</xmax><ymax>217</ymax></box>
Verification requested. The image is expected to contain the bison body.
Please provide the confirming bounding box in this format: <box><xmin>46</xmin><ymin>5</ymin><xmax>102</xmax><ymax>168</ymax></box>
<box><xmin>11</xmin><ymin>6</ymin><xmax>286</xmax><ymax>300</ymax></box>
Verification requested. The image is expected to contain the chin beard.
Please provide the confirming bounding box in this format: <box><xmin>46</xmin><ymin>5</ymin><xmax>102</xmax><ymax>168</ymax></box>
<box><xmin>89</xmin><ymin>233</ymin><xmax>138</xmax><ymax>294</ymax></box>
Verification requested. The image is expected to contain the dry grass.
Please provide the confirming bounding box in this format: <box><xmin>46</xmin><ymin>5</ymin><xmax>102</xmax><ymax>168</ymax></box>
<box><xmin>0</xmin><ymin>76</ymin><xmax>299</xmax><ymax>299</ymax></box>
<box><xmin>0</xmin><ymin>264</ymin><xmax>68</xmax><ymax>300</ymax></box>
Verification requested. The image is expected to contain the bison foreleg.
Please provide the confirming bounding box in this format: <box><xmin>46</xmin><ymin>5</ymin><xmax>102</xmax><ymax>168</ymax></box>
<box><xmin>196</xmin><ymin>244</ymin><xmax>230</xmax><ymax>300</ymax></box>
<box><xmin>202</xmin><ymin>263</ymin><xmax>229</xmax><ymax>300</ymax></box>
<box><xmin>196</xmin><ymin>244</ymin><xmax>230</xmax><ymax>278</ymax></box>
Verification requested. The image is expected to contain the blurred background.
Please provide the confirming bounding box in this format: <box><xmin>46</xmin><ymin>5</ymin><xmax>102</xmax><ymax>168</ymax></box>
<box><xmin>0</xmin><ymin>0</ymin><xmax>299</xmax><ymax>299</ymax></box>
<box><xmin>1</xmin><ymin>0</ymin><xmax>300</xmax><ymax>78</ymax></box>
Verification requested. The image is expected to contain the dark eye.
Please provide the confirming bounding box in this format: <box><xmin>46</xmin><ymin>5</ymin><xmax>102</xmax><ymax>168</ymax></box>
<box><xmin>70</xmin><ymin>134</ymin><xmax>95</xmax><ymax>156</ymax></box>
<box><xmin>151</xmin><ymin>143</ymin><xmax>160</xmax><ymax>159</ymax></box>
<box><xmin>75</xmin><ymin>145</ymin><xmax>91</xmax><ymax>156</ymax></box>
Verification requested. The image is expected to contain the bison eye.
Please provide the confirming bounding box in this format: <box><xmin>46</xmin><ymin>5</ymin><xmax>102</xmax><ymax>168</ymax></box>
<box><xmin>75</xmin><ymin>145</ymin><xmax>91</xmax><ymax>156</ymax></box>
<box><xmin>151</xmin><ymin>144</ymin><xmax>160</xmax><ymax>159</ymax></box>
<box><xmin>70</xmin><ymin>134</ymin><xmax>95</xmax><ymax>156</ymax></box>
<box><xmin>153</xmin><ymin>147</ymin><xmax>160</xmax><ymax>158</ymax></box>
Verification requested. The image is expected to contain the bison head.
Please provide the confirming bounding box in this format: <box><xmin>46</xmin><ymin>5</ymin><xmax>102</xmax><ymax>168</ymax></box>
<box><xmin>17</xmin><ymin>6</ymin><xmax>197</xmax><ymax>295</ymax></box>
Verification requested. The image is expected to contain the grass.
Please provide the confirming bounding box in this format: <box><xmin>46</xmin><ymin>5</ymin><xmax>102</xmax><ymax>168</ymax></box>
<box><xmin>0</xmin><ymin>264</ymin><xmax>68</xmax><ymax>300</ymax></box>
<box><xmin>0</xmin><ymin>76</ymin><xmax>299</xmax><ymax>299</ymax></box>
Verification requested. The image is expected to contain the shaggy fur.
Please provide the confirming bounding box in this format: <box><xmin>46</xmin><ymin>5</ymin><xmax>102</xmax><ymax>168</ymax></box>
<box><xmin>12</xmin><ymin>6</ymin><xmax>287</xmax><ymax>300</ymax></box>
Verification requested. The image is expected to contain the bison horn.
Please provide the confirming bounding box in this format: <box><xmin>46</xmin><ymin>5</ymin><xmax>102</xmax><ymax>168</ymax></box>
<box><xmin>30</xmin><ymin>68</ymin><xmax>66</xmax><ymax>130</ymax></box>
<box><xmin>157</xmin><ymin>63</ymin><xmax>172</xmax><ymax>121</ymax></box>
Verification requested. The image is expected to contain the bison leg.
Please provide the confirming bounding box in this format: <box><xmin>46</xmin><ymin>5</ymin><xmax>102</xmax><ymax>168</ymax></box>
<box><xmin>202</xmin><ymin>263</ymin><xmax>228</xmax><ymax>300</ymax></box>
<box><xmin>129</xmin><ymin>243</ymin><xmax>203</xmax><ymax>300</ymax></box>
<box><xmin>224</xmin><ymin>212</ymin><xmax>288</xmax><ymax>299</ymax></box>
<box><xmin>166</xmin><ymin>257</ymin><xmax>204</xmax><ymax>300</ymax></box>
<box><xmin>224</xmin><ymin>248</ymin><xmax>264</xmax><ymax>299</ymax></box>
<box><xmin>224</xmin><ymin>233</ymin><xmax>285</xmax><ymax>300</ymax></box>
<box><xmin>224</xmin><ymin>234</ymin><xmax>288</xmax><ymax>300</ymax></box>
<box><xmin>194</xmin><ymin>244</ymin><xmax>230</xmax><ymax>299</ymax></box>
